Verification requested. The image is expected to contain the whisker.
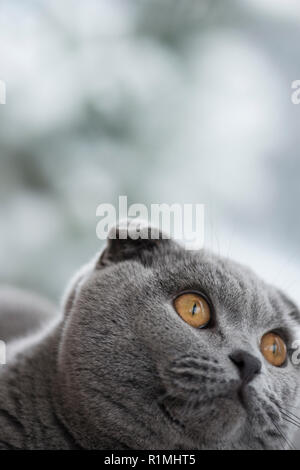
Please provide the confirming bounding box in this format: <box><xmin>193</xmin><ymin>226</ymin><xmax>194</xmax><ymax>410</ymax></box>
<box><xmin>277</xmin><ymin>405</ymin><xmax>300</xmax><ymax>426</ymax></box>
<box><xmin>267</xmin><ymin>393</ymin><xmax>300</xmax><ymax>417</ymax></box>
<box><xmin>262</xmin><ymin>414</ymin><xmax>285</xmax><ymax>450</ymax></box>
<box><xmin>282</xmin><ymin>416</ymin><xmax>300</xmax><ymax>430</ymax></box>
<box><xmin>272</xmin><ymin>419</ymin><xmax>295</xmax><ymax>450</ymax></box>
<box><xmin>281</xmin><ymin>411</ymin><xmax>300</xmax><ymax>426</ymax></box>
<box><xmin>279</xmin><ymin>410</ymin><xmax>300</xmax><ymax>428</ymax></box>
<box><xmin>276</xmin><ymin>400</ymin><xmax>300</xmax><ymax>412</ymax></box>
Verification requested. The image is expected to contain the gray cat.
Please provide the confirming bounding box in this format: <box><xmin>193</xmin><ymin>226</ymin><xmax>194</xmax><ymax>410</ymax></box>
<box><xmin>0</xmin><ymin>225</ymin><xmax>299</xmax><ymax>450</ymax></box>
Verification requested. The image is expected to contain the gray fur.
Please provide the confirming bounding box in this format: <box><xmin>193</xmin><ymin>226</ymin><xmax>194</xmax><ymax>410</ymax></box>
<box><xmin>0</xmin><ymin>286</ymin><xmax>57</xmax><ymax>343</ymax></box>
<box><xmin>0</xmin><ymin>228</ymin><xmax>299</xmax><ymax>449</ymax></box>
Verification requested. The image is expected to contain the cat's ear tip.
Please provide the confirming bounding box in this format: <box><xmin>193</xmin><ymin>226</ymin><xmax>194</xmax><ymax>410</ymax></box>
<box><xmin>107</xmin><ymin>218</ymin><xmax>163</xmax><ymax>240</ymax></box>
<box><xmin>97</xmin><ymin>218</ymin><xmax>173</xmax><ymax>268</ymax></box>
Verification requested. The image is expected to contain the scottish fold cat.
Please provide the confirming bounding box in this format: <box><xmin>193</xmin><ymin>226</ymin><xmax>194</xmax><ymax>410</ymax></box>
<box><xmin>0</xmin><ymin>225</ymin><xmax>299</xmax><ymax>449</ymax></box>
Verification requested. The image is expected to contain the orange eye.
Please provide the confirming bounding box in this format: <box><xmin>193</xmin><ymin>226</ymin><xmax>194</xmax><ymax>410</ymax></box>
<box><xmin>174</xmin><ymin>293</ymin><xmax>211</xmax><ymax>329</ymax></box>
<box><xmin>260</xmin><ymin>332</ymin><xmax>287</xmax><ymax>367</ymax></box>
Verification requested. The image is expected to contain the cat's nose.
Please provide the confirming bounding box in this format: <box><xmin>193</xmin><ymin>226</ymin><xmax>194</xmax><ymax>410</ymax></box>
<box><xmin>229</xmin><ymin>350</ymin><xmax>261</xmax><ymax>384</ymax></box>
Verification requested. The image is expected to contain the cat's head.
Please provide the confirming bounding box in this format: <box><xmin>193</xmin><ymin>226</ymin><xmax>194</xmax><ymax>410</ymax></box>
<box><xmin>56</xmin><ymin>224</ymin><xmax>300</xmax><ymax>449</ymax></box>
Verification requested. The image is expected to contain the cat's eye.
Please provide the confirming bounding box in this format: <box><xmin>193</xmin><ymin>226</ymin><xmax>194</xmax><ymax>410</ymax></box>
<box><xmin>174</xmin><ymin>292</ymin><xmax>211</xmax><ymax>328</ymax></box>
<box><xmin>260</xmin><ymin>332</ymin><xmax>287</xmax><ymax>367</ymax></box>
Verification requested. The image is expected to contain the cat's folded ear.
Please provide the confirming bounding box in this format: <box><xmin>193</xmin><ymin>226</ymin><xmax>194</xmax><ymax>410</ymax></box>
<box><xmin>97</xmin><ymin>219</ymin><xmax>177</xmax><ymax>268</ymax></box>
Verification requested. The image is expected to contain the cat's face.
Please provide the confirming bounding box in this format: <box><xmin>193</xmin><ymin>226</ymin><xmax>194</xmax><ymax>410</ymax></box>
<box><xmin>56</xmin><ymin>228</ymin><xmax>300</xmax><ymax>449</ymax></box>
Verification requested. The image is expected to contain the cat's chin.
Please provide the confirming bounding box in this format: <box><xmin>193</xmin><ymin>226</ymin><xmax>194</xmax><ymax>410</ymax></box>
<box><xmin>189</xmin><ymin>397</ymin><xmax>246</xmax><ymax>447</ymax></box>
<box><xmin>159</xmin><ymin>394</ymin><xmax>247</xmax><ymax>447</ymax></box>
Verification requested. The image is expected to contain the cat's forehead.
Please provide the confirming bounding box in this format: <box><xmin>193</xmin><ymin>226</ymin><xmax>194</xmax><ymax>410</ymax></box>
<box><xmin>149</xmin><ymin>248</ymin><xmax>295</xmax><ymax>330</ymax></box>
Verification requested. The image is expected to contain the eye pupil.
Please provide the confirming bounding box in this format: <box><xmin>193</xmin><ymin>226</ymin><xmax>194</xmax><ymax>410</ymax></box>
<box><xmin>260</xmin><ymin>332</ymin><xmax>287</xmax><ymax>367</ymax></box>
<box><xmin>174</xmin><ymin>293</ymin><xmax>211</xmax><ymax>329</ymax></box>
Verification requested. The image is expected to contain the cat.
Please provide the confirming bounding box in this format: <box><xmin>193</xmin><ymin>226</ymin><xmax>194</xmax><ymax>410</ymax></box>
<box><xmin>0</xmin><ymin>285</ymin><xmax>57</xmax><ymax>343</ymax></box>
<box><xmin>0</xmin><ymin>223</ymin><xmax>299</xmax><ymax>450</ymax></box>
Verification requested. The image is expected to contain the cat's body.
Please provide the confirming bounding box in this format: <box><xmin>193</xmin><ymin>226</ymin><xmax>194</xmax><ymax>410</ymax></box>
<box><xmin>0</xmin><ymin>286</ymin><xmax>57</xmax><ymax>344</ymax></box>
<box><xmin>0</xmin><ymin>225</ymin><xmax>299</xmax><ymax>449</ymax></box>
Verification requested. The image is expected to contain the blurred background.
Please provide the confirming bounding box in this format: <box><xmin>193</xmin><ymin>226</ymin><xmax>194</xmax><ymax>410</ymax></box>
<box><xmin>0</xmin><ymin>0</ymin><xmax>300</xmax><ymax>447</ymax></box>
